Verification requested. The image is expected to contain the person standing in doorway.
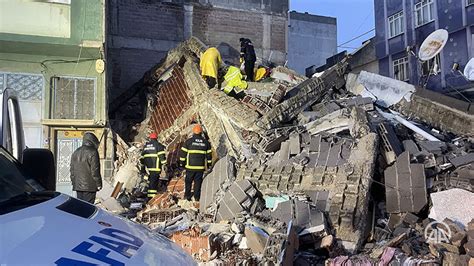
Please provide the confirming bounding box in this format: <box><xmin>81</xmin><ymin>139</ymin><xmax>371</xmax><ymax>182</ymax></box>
<box><xmin>240</xmin><ymin>38</ymin><xmax>257</xmax><ymax>81</ymax></box>
<box><xmin>179</xmin><ymin>124</ymin><xmax>212</xmax><ymax>202</ymax></box>
<box><xmin>70</xmin><ymin>132</ymin><xmax>102</xmax><ymax>204</ymax></box>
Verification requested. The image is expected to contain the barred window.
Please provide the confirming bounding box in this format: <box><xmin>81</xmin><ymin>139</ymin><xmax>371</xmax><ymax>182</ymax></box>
<box><xmin>53</xmin><ymin>77</ymin><xmax>95</xmax><ymax>120</ymax></box>
<box><xmin>393</xmin><ymin>57</ymin><xmax>409</xmax><ymax>81</ymax></box>
<box><xmin>422</xmin><ymin>54</ymin><xmax>441</xmax><ymax>76</ymax></box>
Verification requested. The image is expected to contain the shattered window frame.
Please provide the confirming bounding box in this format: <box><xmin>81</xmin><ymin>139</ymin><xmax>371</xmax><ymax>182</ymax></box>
<box><xmin>415</xmin><ymin>0</ymin><xmax>435</xmax><ymax>27</ymax></box>
<box><xmin>52</xmin><ymin>76</ymin><xmax>96</xmax><ymax>120</ymax></box>
<box><xmin>388</xmin><ymin>11</ymin><xmax>405</xmax><ymax>38</ymax></box>
<box><xmin>393</xmin><ymin>57</ymin><xmax>409</xmax><ymax>81</ymax></box>
<box><xmin>421</xmin><ymin>54</ymin><xmax>441</xmax><ymax>76</ymax></box>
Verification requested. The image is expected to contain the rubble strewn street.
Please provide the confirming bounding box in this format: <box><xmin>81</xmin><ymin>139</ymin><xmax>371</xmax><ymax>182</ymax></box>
<box><xmin>105</xmin><ymin>38</ymin><xmax>474</xmax><ymax>265</ymax></box>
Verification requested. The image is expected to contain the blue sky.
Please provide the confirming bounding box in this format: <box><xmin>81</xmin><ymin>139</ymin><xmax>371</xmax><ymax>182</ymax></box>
<box><xmin>290</xmin><ymin>0</ymin><xmax>375</xmax><ymax>52</ymax></box>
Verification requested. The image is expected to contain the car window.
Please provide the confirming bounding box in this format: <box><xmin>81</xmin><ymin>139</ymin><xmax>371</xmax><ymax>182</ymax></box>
<box><xmin>0</xmin><ymin>147</ymin><xmax>34</xmax><ymax>203</ymax></box>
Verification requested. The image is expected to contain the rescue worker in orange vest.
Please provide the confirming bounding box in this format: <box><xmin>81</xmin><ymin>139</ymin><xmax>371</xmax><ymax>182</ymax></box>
<box><xmin>200</xmin><ymin>47</ymin><xmax>222</xmax><ymax>89</ymax></box>
<box><xmin>179</xmin><ymin>124</ymin><xmax>212</xmax><ymax>201</ymax></box>
<box><xmin>141</xmin><ymin>132</ymin><xmax>166</xmax><ymax>201</ymax></box>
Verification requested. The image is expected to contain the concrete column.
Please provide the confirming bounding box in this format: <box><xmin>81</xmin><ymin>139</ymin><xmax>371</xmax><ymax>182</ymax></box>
<box><xmin>262</xmin><ymin>14</ymin><xmax>271</xmax><ymax>61</ymax></box>
<box><xmin>184</xmin><ymin>4</ymin><xmax>193</xmax><ymax>40</ymax></box>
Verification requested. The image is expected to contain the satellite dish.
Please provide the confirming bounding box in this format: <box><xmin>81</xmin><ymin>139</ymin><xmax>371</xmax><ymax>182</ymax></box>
<box><xmin>464</xmin><ymin>58</ymin><xmax>474</xmax><ymax>81</ymax></box>
<box><xmin>418</xmin><ymin>29</ymin><xmax>449</xmax><ymax>61</ymax></box>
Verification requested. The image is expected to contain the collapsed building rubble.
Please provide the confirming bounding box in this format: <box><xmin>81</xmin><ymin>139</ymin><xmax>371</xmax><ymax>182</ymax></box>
<box><xmin>107</xmin><ymin>37</ymin><xmax>474</xmax><ymax>264</ymax></box>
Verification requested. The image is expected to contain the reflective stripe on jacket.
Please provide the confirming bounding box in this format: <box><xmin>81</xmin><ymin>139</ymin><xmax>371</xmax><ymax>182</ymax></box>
<box><xmin>223</xmin><ymin>66</ymin><xmax>248</xmax><ymax>94</ymax></box>
<box><xmin>179</xmin><ymin>134</ymin><xmax>212</xmax><ymax>171</ymax></box>
<box><xmin>141</xmin><ymin>140</ymin><xmax>166</xmax><ymax>172</ymax></box>
<box><xmin>200</xmin><ymin>47</ymin><xmax>222</xmax><ymax>79</ymax></box>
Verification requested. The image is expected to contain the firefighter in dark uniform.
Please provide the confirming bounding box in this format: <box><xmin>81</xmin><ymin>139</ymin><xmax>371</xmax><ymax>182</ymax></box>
<box><xmin>240</xmin><ymin>38</ymin><xmax>257</xmax><ymax>81</ymax></box>
<box><xmin>179</xmin><ymin>124</ymin><xmax>212</xmax><ymax>201</ymax></box>
<box><xmin>141</xmin><ymin>132</ymin><xmax>166</xmax><ymax>201</ymax></box>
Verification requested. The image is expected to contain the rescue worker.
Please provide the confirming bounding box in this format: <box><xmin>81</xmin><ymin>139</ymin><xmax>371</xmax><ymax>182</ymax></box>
<box><xmin>179</xmin><ymin>124</ymin><xmax>212</xmax><ymax>201</ymax></box>
<box><xmin>70</xmin><ymin>132</ymin><xmax>102</xmax><ymax>204</ymax></box>
<box><xmin>222</xmin><ymin>65</ymin><xmax>247</xmax><ymax>100</ymax></box>
<box><xmin>141</xmin><ymin>132</ymin><xmax>167</xmax><ymax>201</ymax></box>
<box><xmin>200</xmin><ymin>47</ymin><xmax>222</xmax><ymax>88</ymax></box>
<box><xmin>240</xmin><ymin>38</ymin><xmax>257</xmax><ymax>81</ymax></box>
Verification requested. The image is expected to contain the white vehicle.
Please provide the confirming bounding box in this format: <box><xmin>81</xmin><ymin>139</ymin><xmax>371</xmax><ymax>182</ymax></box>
<box><xmin>0</xmin><ymin>88</ymin><xmax>195</xmax><ymax>265</ymax></box>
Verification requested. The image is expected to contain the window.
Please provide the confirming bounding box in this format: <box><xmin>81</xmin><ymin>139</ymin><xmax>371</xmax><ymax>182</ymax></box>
<box><xmin>53</xmin><ymin>77</ymin><xmax>96</xmax><ymax>120</ymax></box>
<box><xmin>393</xmin><ymin>57</ymin><xmax>410</xmax><ymax>81</ymax></box>
<box><xmin>388</xmin><ymin>11</ymin><xmax>404</xmax><ymax>38</ymax></box>
<box><xmin>422</xmin><ymin>54</ymin><xmax>441</xmax><ymax>76</ymax></box>
<box><xmin>415</xmin><ymin>0</ymin><xmax>435</xmax><ymax>27</ymax></box>
<box><xmin>467</xmin><ymin>0</ymin><xmax>474</xmax><ymax>6</ymax></box>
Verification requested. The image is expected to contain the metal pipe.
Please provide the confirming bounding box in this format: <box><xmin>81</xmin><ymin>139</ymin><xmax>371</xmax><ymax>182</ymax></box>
<box><xmin>391</xmin><ymin>111</ymin><xmax>440</xmax><ymax>141</ymax></box>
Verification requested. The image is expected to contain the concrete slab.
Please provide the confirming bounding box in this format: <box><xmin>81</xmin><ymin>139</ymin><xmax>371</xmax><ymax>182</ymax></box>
<box><xmin>289</xmin><ymin>134</ymin><xmax>301</xmax><ymax>156</ymax></box>
<box><xmin>384</xmin><ymin>151</ymin><xmax>427</xmax><ymax>213</ymax></box>
<box><xmin>430</xmin><ymin>189</ymin><xmax>474</xmax><ymax>229</ymax></box>
<box><xmin>449</xmin><ymin>153</ymin><xmax>474</xmax><ymax>168</ymax></box>
<box><xmin>200</xmin><ymin>156</ymin><xmax>235</xmax><ymax>213</ymax></box>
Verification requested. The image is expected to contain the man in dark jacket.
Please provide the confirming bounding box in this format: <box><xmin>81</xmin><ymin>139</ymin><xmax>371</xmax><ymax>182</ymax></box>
<box><xmin>240</xmin><ymin>38</ymin><xmax>257</xmax><ymax>81</ymax></box>
<box><xmin>70</xmin><ymin>132</ymin><xmax>102</xmax><ymax>204</ymax></box>
<box><xmin>141</xmin><ymin>132</ymin><xmax>167</xmax><ymax>201</ymax></box>
<box><xmin>179</xmin><ymin>124</ymin><xmax>212</xmax><ymax>201</ymax></box>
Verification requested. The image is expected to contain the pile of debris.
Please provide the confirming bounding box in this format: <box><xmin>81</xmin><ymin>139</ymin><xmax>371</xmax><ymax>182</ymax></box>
<box><xmin>106</xmin><ymin>37</ymin><xmax>474</xmax><ymax>264</ymax></box>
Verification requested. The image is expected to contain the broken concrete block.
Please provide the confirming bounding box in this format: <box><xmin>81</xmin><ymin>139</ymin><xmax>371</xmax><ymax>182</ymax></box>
<box><xmin>200</xmin><ymin>156</ymin><xmax>236</xmax><ymax>214</ymax></box>
<box><xmin>216</xmin><ymin>180</ymin><xmax>259</xmax><ymax>222</ymax></box>
<box><xmin>402</xmin><ymin>139</ymin><xmax>420</xmax><ymax>156</ymax></box>
<box><xmin>429</xmin><ymin>188</ymin><xmax>474</xmax><ymax>229</ymax></box>
<box><xmin>418</xmin><ymin>141</ymin><xmax>446</xmax><ymax>155</ymax></box>
<box><xmin>270</xmin><ymin>199</ymin><xmax>326</xmax><ymax>236</ymax></box>
<box><xmin>385</xmin><ymin>151</ymin><xmax>427</xmax><ymax>213</ymax></box>
<box><xmin>449</xmin><ymin>153</ymin><xmax>474</xmax><ymax>168</ymax></box>
<box><xmin>378</xmin><ymin>122</ymin><xmax>403</xmax><ymax>165</ymax></box>
<box><xmin>244</xmin><ymin>226</ymin><xmax>269</xmax><ymax>254</ymax></box>
<box><xmin>337</xmin><ymin>96</ymin><xmax>374</xmax><ymax>111</ymax></box>
<box><xmin>289</xmin><ymin>134</ymin><xmax>301</xmax><ymax>155</ymax></box>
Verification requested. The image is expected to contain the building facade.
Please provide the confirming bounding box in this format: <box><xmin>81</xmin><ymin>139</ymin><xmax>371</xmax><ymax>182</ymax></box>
<box><xmin>106</xmin><ymin>0</ymin><xmax>338</xmax><ymax>104</ymax></box>
<box><xmin>287</xmin><ymin>11</ymin><xmax>337</xmax><ymax>75</ymax></box>
<box><xmin>0</xmin><ymin>0</ymin><xmax>111</xmax><ymax>195</ymax></box>
<box><xmin>374</xmin><ymin>0</ymin><xmax>474</xmax><ymax>97</ymax></box>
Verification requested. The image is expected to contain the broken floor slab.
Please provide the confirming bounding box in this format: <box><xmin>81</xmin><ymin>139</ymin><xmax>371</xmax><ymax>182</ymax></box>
<box><xmin>429</xmin><ymin>188</ymin><xmax>474</xmax><ymax>229</ymax></box>
<box><xmin>384</xmin><ymin>151</ymin><xmax>427</xmax><ymax>213</ymax></box>
<box><xmin>346</xmin><ymin>71</ymin><xmax>415</xmax><ymax>108</ymax></box>
<box><xmin>215</xmin><ymin>179</ymin><xmax>260</xmax><ymax>222</ymax></box>
<box><xmin>199</xmin><ymin>156</ymin><xmax>236</xmax><ymax>214</ymax></box>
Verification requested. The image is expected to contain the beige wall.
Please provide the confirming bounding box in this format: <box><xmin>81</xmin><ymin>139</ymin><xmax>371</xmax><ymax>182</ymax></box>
<box><xmin>0</xmin><ymin>0</ymin><xmax>71</xmax><ymax>38</ymax></box>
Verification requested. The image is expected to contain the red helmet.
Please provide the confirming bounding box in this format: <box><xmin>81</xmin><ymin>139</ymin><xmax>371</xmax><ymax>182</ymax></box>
<box><xmin>192</xmin><ymin>124</ymin><xmax>203</xmax><ymax>134</ymax></box>
<box><xmin>149</xmin><ymin>132</ymin><xmax>158</xmax><ymax>139</ymax></box>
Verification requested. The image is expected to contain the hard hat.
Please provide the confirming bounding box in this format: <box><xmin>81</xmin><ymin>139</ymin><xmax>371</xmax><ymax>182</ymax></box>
<box><xmin>149</xmin><ymin>132</ymin><xmax>158</xmax><ymax>139</ymax></box>
<box><xmin>192</xmin><ymin>124</ymin><xmax>203</xmax><ymax>134</ymax></box>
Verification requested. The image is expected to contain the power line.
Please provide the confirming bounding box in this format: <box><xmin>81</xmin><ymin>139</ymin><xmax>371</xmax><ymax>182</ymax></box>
<box><xmin>337</xmin><ymin>28</ymin><xmax>375</xmax><ymax>48</ymax></box>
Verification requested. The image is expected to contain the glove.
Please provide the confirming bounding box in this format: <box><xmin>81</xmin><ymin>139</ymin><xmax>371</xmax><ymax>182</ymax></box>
<box><xmin>240</xmin><ymin>58</ymin><xmax>244</xmax><ymax>64</ymax></box>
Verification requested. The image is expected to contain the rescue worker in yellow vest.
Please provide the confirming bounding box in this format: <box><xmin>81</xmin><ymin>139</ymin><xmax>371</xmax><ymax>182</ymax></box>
<box><xmin>141</xmin><ymin>132</ymin><xmax>166</xmax><ymax>201</ymax></box>
<box><xmin>222</xmin><ymin>65</ymin><xmax>248</xmax><ymax>100</ymax></box>
<box><xmin>200</xmin><ymin>47</ymin><xmax>222</xmax><ymax>88</ymax></box>
<box><xmin>179</xmin><ymin>124</ymin><xmax>212</xmax><ymax>201</ymax></box>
